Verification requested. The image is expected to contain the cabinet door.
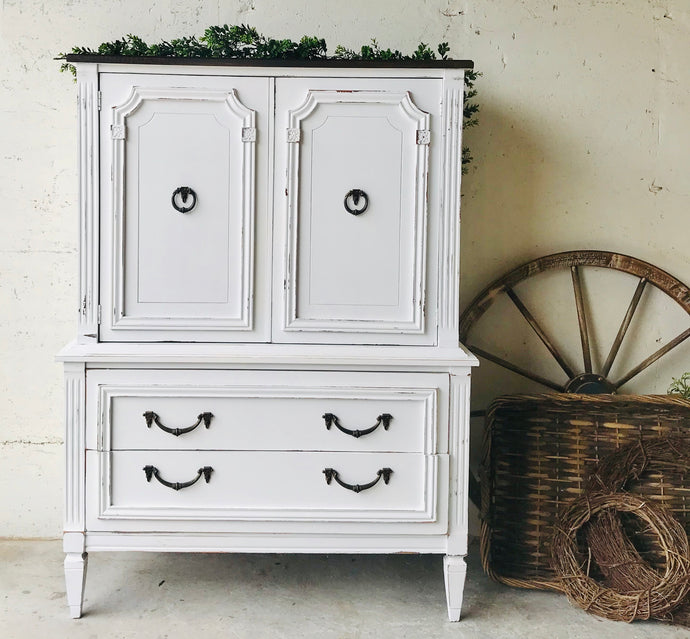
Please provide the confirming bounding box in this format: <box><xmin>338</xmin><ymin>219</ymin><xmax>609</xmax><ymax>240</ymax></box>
<box><xmin>273</xmin><ymin>78</ymin><xmax>441</xmax><ymax>345</ymax></box>
<box><xmin>99</xmin><ymin>74</ymin><xmax>270</xmax><ymax>342</ymax></box>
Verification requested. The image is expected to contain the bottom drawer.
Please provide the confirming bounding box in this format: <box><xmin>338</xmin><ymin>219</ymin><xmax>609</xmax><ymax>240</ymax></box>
<box><xmin>86</xmin><ymin>450</ymin><xmax>445</xmax><ymax>530</ymax></box>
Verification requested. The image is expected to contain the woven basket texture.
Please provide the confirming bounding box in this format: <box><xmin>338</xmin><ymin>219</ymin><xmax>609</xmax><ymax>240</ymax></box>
<box><xmin>480</xmin><ymin>393</ymin><xmax>690</xmax><ymax>591</ymax></box>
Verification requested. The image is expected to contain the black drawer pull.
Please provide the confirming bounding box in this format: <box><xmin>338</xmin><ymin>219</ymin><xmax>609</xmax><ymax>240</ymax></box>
<box><xmin>322</xmin><ymin>413</ymin><xmax>392</xmax><ymax>438</ymax></box>
<box><xmin>143</xmin><ymin>465</ymin><xmax>213</xmax><ymax>491</ymax></box>
<box><xmin>143</xmin><ymin>411</ymin><xmax>213</xmax><ymax>437</ymax></box>
<box><xmin>322</xmin><ymin>467</ymin><xmax>392</xmax><ymax>493</ymax></box>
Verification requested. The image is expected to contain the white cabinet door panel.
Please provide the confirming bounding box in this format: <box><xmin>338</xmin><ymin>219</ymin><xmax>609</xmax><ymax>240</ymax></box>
<box><xmin>273</xmin><ymin>78</ymin><xmax>441</xmax><ymax>344</ymax></box>
<box><xmin>99</xmin><ymin>75</ymin><xmax>271</xmax><ymax>342</ymax></box>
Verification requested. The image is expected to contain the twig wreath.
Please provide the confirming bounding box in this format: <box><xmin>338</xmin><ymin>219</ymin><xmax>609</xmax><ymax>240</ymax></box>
<box><xmin>584</xmin><ymin>436</ymin><xmax>690</xmax><ymax>625</ymax></box>
<box><xmin>551</xmin><ymin>492</ymin><xmax>690</xmax><ymax>623</ymax></box>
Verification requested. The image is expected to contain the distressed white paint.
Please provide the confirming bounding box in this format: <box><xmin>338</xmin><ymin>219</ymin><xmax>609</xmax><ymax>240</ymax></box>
<box><xmin>63</xmin><ymin>552</ymin><xmax>87</xmax><ymax>619</ymax></box>
<box><xmin>1</xmin><ymin>2</ymin><xmax>689</xmax><ymax>555</ymax></box>
<box><xmin>443</xmin><ymin>555</ymin><xmax>468</xmax><ymax>622</ymax></box>
<box><xmin>57</xmin><ymin>60</ymin><xmax>474</xmax><ymax>619</ymax></box>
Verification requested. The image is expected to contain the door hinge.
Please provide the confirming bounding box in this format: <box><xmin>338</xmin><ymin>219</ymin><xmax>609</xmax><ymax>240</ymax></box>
<box><xmin>97</xmin><ymin>305</ymin><xmax>102</xmax><ymax>325</ymax></box>
<box><xmin>97</xmin><ymin>91</ymin><xmax>102</xmax><ymax>111</ymax></box>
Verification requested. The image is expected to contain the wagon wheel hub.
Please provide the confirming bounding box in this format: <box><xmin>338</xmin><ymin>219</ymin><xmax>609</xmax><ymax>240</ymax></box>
<box><xmin>564</xmin><ymin>373</ymin><xmax>617</xmax><ymax>394</ymax></box>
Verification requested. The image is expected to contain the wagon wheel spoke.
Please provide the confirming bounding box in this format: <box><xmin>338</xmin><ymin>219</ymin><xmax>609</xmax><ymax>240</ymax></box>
<box><xmin>571</xmin><ymin>265</ymin><xmax>592</xmax><ymax>374</ymax></box>
<box><xmin>613</xmin><ymin>327</ymin><xmax>690</xmax><ymax>390</ymax></box>
<box><xmin>466</xmin><ymin>344</ymin><xmax>566</xmax><ymax>392</ymax></box>
<box><xmin>505</xmin><ymin>286</ymin><xmax>576</xmax><ymax>379</ymax></box>
<box><xmin>601</xmin><ymin>277</ymin><xmax>647</xmax><ymax>378</ymax></box>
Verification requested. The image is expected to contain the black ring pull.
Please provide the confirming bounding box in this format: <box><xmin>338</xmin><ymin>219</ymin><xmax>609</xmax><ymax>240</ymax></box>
<box><xmin>143</xmin><ymin>411</ymin><xmax>213</xmax><ymax>437</ymax></box>
<box><xmin>322</xmin><ymin>413</ymin><xmax>392</xmax><ymax>438</ymax></box>
<box><xmin>143</xmin><ymin>465</ymin><xmax>213</xmax><ymax>491</ymax></box>
<box><xmin>171</xmin><ymin>186</ymin><xmax>197</xmax><ymax>213</ymax></box>
<box><xmin>344</xmin><ymin>189</ymin><xmax>369</xmax><ymax>215</ymax></box>
<box><xmin>323</xmin><ymin>467</ymin><xmax>392</xmax><ymax>493</ymax></box>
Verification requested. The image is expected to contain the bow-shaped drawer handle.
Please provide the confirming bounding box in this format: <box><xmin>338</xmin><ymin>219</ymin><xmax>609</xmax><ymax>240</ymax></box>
<box><xmin>143</xmin><ymin>411</ymin><xmax>213</xmax><ymax>437</ymax></box>
<box><xmin>322</xmin><ymin>467</ymin><xmax>392</xmax><ymax>493</ymax></box>
<box><xmin>322</xmin><ymin>413</ymin><xmax>392</xmax><ymax>438</ymax></box>
<box><xmin>143</xmin><ymin>465</ymin><xmax>213</xmax><ymax>491</ymax></box>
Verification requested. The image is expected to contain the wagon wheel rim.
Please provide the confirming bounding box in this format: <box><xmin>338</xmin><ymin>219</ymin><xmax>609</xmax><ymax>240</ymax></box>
<box><xmin>459</xmin><ymin>250</ymin><xmax>690</xmax><ymax>399</ymax></box>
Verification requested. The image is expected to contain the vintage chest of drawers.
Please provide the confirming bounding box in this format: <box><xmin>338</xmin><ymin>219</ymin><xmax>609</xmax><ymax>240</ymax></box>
<box><xmin>58</xmin><ymin>56</ymin><xmax>476</xmax><ymax>620</ymax></box>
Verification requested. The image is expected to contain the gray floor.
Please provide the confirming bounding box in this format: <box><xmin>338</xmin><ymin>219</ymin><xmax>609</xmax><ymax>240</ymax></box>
<box><xmin>0</xmin><ymin>539</ymin><xmax>687</xmax><ymax>638</ymax></box>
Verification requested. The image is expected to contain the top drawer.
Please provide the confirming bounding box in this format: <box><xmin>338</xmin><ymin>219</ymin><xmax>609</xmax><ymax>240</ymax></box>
<box><xmin>87</xmin><ymin>369</ymin><xmax>448</xmax><ymax>454</ymax></box>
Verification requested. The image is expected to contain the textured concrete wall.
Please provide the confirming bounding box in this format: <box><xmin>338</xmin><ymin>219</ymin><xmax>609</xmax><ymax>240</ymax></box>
<box><xmin>1</xmin><ymin>1</ymin><xmax>688</xmax><ymax>537</ymax></box>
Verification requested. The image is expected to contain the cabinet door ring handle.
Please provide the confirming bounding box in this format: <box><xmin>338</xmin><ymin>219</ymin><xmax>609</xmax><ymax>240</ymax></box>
<box><xmin>171</xmin><ymin>186</ymin><xmax>197</xmax><ymax>213</ymax></box>
<box><xmin>344</xmin><ymin>189</ymin><xmax>369</xmax><ymax>215</ymax></box>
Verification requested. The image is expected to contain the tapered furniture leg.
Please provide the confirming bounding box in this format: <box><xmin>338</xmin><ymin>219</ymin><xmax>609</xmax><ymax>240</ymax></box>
<box><xmin>64</xmin><ymin>552</ymin><xmax>88</xmax><ymax>618</ymax></box>
<box><xmin>443</xmin><ymin>555</ymin><xmax>467</xmax><ymax>621</ymax></box>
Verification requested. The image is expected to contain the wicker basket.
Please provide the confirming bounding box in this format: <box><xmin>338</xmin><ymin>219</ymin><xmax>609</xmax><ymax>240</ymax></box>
<box><xmin>480</xmin><ymin>393</ymin><xmax>690</xmax><ymax>591</ymax></box>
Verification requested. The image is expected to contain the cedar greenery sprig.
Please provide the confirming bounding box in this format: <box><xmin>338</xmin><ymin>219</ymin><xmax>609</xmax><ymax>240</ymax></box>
<box><xmin>58</xmin><ymin>24</ymin><xmax>479</xmax><ymax>171</ymax></box>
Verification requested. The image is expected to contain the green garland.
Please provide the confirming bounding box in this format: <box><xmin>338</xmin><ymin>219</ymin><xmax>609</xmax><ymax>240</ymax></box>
<box><xmin>59</xmin><ymin>24</ymin><xmax>479</xmax><ymax>171</ymax></box>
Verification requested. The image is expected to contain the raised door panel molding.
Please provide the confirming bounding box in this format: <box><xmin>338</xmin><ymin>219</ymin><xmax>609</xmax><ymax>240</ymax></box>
<box><xmin>278</xmin><ymin>86</ymin><xmax>434</xmax><ymax>342</ymax></box>
<box><xmin>103</xmin><ymin>83</ymin><xmax>260</xmax><ymax>340</ymax></box>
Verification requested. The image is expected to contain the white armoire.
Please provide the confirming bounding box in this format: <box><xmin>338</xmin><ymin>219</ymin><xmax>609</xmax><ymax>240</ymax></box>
<box><xmin>58</xmin><ymin>55</ymin><xmax>477</xmax><ymax>620</ymax></box>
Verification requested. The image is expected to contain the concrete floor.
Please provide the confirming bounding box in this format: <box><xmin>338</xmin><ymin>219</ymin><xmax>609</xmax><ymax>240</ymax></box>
<box><xmin>0</xmin><ymin>539</ymin><xmax>686</xmax><ymax>638</ymax></box>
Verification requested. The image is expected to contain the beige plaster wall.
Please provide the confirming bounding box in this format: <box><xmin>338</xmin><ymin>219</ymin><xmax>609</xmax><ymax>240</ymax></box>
<box><xmin>0</xmin><ymin>1</ymin><xmax>688</xmax><ymax>537</ymax></box>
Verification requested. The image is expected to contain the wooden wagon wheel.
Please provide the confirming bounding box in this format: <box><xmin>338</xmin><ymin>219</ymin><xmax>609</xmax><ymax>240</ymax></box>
<box><xmin>459</xmin><ymin>250</ymin><xmax>690</xmax><ymax>506</ymax></box>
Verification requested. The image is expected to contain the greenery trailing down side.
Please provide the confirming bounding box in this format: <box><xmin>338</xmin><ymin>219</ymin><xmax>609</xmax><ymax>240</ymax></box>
<box><xmin>58</xmin><ymin>24</ymin><xmax>479</xmax><ymax>171</ymax></box>
<box><xmin>462</xmin><ymin>69</ymin><xmax>480</xmax><ymax>173</ymax></box>
<box><xmin>668</xmin><ymin>372</ymin><xmax>690</xmax><ymax>400</ymax></box>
